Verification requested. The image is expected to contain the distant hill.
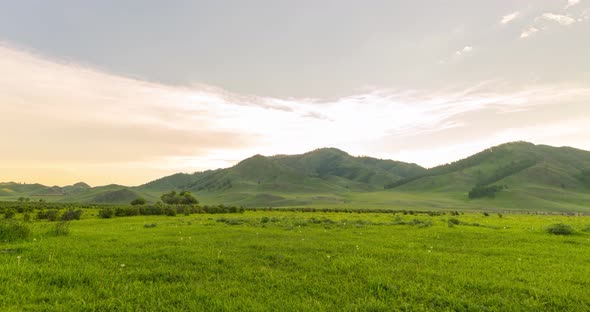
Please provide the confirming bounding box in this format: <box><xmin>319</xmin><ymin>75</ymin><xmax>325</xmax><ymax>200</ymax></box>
<box><xmin>2</xmin><ymin>142</ymin><xmax>590</xmax><ymax>212</ymax></box>
<box><xmin>384</xmin><ymin>141</ymin><xmax>590</xmax><ymax>211</ymax></box>
<box><xmin>134</xmin><ymin>148</ymin><xmax>426</xmax><ymax>207</ymax></box>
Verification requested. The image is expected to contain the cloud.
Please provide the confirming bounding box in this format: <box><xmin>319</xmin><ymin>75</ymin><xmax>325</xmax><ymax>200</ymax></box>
<box><xmin>500</xmin><ymin>11</ymin><xmax>520</xmax><ymax>24</ymax></box>
<box><xmin>301</xmin><ymin>111</ymin><xmax>330</xmax><ymax>120</ymax></box>
<box><xmin>538</xmin><ymin>13</ymin><xmax>576</xmax><ymax>25</ymax></box>
<box><xmin>455</xmin><ymin>46</ymin><xmax>473</xmax><ymax>56</ymax></box>
<box><xmin>520</xmin><ymin>8</ymin><xmax>585</xmax><ymax>39</ymax></box>
<box><xmin>565</xmin><ymin>0</ymin><xmax>581</xmax><ymax>9</ymax></box>
<box><xmin>520</xmin><ymin>27</ymin><xmax>539</xmax><ymax>38</ymax></box>
<box><xmin>1</xmin><ymin>43</ymin><xmax>590</xmax><ymax>185</ymax></box>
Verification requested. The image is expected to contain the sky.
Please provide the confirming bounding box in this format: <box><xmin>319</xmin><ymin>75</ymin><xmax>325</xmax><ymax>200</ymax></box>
<box><xmin>1</xmin><ymin>0</ymin><xmax>589</xmax><ymax>186</ymax></box>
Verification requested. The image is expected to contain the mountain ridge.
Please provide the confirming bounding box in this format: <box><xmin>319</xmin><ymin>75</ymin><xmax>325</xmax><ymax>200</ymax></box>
<box><xmin>2</xmin><ymin>142</ymin><xmax>590</xmax><ymax>212</ymax></box>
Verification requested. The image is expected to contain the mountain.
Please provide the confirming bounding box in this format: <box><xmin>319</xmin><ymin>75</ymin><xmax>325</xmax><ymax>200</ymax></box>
<box><xmin>384</xmin><ymin>141</ymin><xmax>590</xmax><ymax>211</ymax></box>
<box><xmin>1</xmin><ymin>142</ymin><xmax>590</xmax><ymax>212</ymax></box>
<box><xmin>134</xmin><ymin>148</ymin><xmax>426</xmax><ymax>206</ymax></box>
<box><xmin>0</xmin><ymin>181</ymin><xmax>91</xmax><ymax>197</ymax></box>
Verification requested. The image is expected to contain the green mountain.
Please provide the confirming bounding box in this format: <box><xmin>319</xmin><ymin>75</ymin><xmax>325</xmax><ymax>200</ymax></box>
<box><xmin>137</xmin><ymin>148</ymin><xmax>426</xmax><ymax>207</ymax></box>
<box><xmin>384</xmin><ymin>141</ymin><xmax>590</xmax><ymax>211</ymax></box>
<box><xmin>2</xmin><ymin>142</ymin><xmax>590</xmax><ymax>212</ymax></box>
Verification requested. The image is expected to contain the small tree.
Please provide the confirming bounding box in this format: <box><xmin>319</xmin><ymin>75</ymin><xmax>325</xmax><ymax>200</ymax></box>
<box><xmin>161</xmin><ymin>191</ymin><xmax>179</xmax><ymax>205</ymax></box>
<box><xmin>178</xmin><ymin>191</ymin><xmax>198</xmax><ymax>205</ymax></box>
<box><xmin>130</xmin><ymin>197</ymin><xmax>147</xmax><ymax>206</ymax></box>
<box><xmin>161</xmin><ymin>191</ymin><xmax>198</xmax><ymax>206</ymax></box>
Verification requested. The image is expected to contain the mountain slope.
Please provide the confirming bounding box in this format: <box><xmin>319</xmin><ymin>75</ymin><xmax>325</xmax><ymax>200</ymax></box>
<box><xmin>384</xmin><ymin>141</ymin><xmax>590</xmax><ymax>211</ymax></box>
<box><xmin>2</xmin><ymin>142</ymin><xmax>590</xmax><ymax>211</ymax></box>
<box><xmin>133</xmin><ymin>148</ymin><xmax>426</xmax><ymax>207</ymax></box>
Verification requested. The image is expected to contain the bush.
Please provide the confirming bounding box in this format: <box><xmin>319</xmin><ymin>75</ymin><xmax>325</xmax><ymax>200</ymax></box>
<box><xmin>61</xmin><ymin>209</ymin><xmax>83</xmax><ymax>221</ymax></box>
<box><xmin>98</xmin><ymin>208</ymin><xmax>114</xmax><ymax>219</ymax></box>
<box><xmin>547</xmin><ymin>223</ymin><xmax>575</xmax><ymax>235</ymax></box>
<box><xmin>0</xmin><ymin>221</ymin><xmax>31</xmax><ymax>242</ymax></box>
<box><xmin>468</xmin><ymin>185</ymin><xmax>505</xmax><ymax>199</ymax></box>
<box><xmin>130</xmin><ymin>197</ymin><xmax>147</xmax><ymax>206</ymax></box>
<box><xmin>448</xmin><ymin>218</ymin><xmax>461</xmax><ymax>225</ymax></box>
<box><xmin>45</xmin><ymin>209</ymin><xmax>61</xmax><ymax>222</ymax></box>
<box><xmin>4</xmin><ymin>208</ymin><xmax>16</xmax><ymax>220</ymax></box>
<box><xmin>144</xmin><ymin>223</ymin><xmax>157</xmax><ymax>228</ymax></box>
<box><xmin>164</xmin><ymin>207</ymin><xmax>177</xmax><ymax>216</ymax></box>
<box><xmin>409</xmin><ymin>219</ymin><xmax>433</xmax><ymax>228</ymax></box>
<box><xmin>53</xmin><ymin>221</ymin><xmax>71</xmax><ymax>236</ymax></box>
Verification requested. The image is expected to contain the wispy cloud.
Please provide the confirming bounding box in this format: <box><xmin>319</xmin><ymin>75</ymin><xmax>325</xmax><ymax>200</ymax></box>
<box><xmin>538</xmin><ymin>13</ymin><xmax>577</xmax><ymax>25</ymax></box>
<box><xmin>500</xmin><ymin>11</ymin><xmax>520</xmax><ymax>24</ymax></box>
<box><xmin>455</xmin><ymin>46</ymin><xmax>473</xmax><ymax>56</ymax></box>
<box><xmin>520</xmin><ymin>9</ymin><xmax>584</xmax><ymax>39</ymax></box>
<box><xmin>520</xmin><ymin>27</ymin><xmax>539</xmax><ymax>38</ymax></box>
<box><xmin>1</xmin><ymin>43</ymin><xmax>589</xmax><ymax>185</ymax></box>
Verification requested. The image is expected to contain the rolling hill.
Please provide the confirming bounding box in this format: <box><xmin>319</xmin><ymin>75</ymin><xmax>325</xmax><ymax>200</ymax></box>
<box><xmin>383</xmin><ymin>141</ymin><xmax>590</xmax><ymax>211</ymax></box>
<box><xmin>2</xmin><ymin>142</ymin><xmax>590</xmax><ymax>212</ymax></box>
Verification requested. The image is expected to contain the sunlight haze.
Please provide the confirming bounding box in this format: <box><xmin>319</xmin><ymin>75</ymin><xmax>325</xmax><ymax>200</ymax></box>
<box><xmin>1</xmin><ymin>0</ymin><xmax>589</xmax><ymax>186</ymax></box>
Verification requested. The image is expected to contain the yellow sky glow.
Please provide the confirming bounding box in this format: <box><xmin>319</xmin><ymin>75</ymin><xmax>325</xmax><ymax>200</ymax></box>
<box><xmin>1</xmin><ymin>43</ymin><xmax>590</xmax><ymax>186</ymax></box>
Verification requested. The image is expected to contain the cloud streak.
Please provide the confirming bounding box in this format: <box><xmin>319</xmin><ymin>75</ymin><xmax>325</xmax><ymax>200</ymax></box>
<box><xmin>520</xmin><ymin>27</ymin><xmax>540</xmax><ymax>38</ymax></box>
<box><xmin>538</xmin><ymin>13</ymin><xmax>576</xmax><ymax>25</ymax></box>
<box><xmin>500</xmin><ymin>11</ymin><xmax>520</xmax><ymax>24</ymax></box>
<box><xmin>455</xmin><ymin>46</ymin><xmax>473</xmax><ymax>56</ymax></box>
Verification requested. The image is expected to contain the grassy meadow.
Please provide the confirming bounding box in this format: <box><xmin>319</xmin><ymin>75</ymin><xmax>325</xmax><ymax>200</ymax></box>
<box><xmin>2</xmin><ymin>209</ymin><xmax>590</xmax><ymax>311</ymax></box>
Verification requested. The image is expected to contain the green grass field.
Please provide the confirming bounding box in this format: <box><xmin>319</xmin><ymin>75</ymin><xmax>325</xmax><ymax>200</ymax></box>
<box><xmin>2</xmin><ymin>210</ymin><xmax>590</xmax><ymax>311</ymax></box>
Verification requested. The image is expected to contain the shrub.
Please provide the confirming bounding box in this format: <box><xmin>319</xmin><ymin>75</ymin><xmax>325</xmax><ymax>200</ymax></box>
<box><xmin>468</xmin><ymin>185</ymin><xmax>505</xmax><ymax>199</ymax></box>
<box><xmin>130</xmin><ymin>197</ymin><xmax>147</xmax><ymax>206</ymax></box>
<box><xmin>45</xmin><ymin>209</ymin><xmax>61</xmax><ymax>222</ymax></box>
<box><xmin>547</xmin><ymin>223</ymin><xmax>575</xmax><ymax>235</ymax></box>
<box><xmin>164</xmin><ymin>207</ymin><xmax>177</xmax><ymax>216</ymax></box>
<box><xmin>144</xmin><ymin>223</ymin><xmax>157</xmax><ymax>228</ymax></box>
<box><xmin>4</xmin><ymin>208</ymin><xmax>16</xmax><ymax>220</ymax></box>
<box><xmin>53</xmin><ymin>221</ymin><xmax>71</xmax><ymax>236</ymax></box>
<box><xmin>409</xmin><ymin>219</ymin><xmax>433</xmax><ymax>228</ymax></box>
<box><xmin>0</xmin><ymin>221</ymin><xmax>31</xmax><ymax>242</ymax></box>
<box><xmin>260</xmin><ymin>216</ymin><xmax>270</xmax><ymax>223</ymax></box>
<box><xmin>448</xmin><ymin>218</ymin><xmax>461</xmax><ymax>225</ymax></box>
<box><xmin>483</xmin><ymin>212</ymin><xmax>489</xmax><ymax>217</ymax></box>
<box><xmin>61</xmin><ymin>209</ymin><xmax>83</xmax><ymax>221</ymax></box>
<box><xmin>98</xmin><ymin>208</ymin><xmax>114</xmax><ymax>219</ymax></box>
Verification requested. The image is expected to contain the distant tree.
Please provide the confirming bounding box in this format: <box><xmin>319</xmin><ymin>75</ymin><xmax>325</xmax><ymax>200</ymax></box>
<box><xmin>160</xmin><ymin>191</ymin><xmax>198</xmax><ymax>206</ymax></box>
<box><xmin>130</xmin><ymin>197</ymin><xmax>147</xmax><ymax>206</ymax></box>
<box><xmin>161</xmin><ymin>191</ymin><xmax>179</xmax><ymax>205</ymax></box>
<box><xmin>468</xmin><ymin>185</ymin><xmax>505</xmax><ymax>199</ymax></box>
<box><xmin>178</xmin><ymin>191</ymin><xmax>198</xmax><ymax>205</ymax></box>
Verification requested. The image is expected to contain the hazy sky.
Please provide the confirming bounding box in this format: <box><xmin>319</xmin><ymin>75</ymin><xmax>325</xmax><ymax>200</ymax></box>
<box><xmin>1</xmin><ymin>0</ymin><xmax>589</xmax><ymax>186</ymax></box>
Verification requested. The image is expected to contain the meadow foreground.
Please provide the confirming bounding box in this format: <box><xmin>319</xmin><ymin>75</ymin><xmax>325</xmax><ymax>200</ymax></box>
<box><xmin>1</xmin><ymin>210</ymin><xmax>589</xmax><ymax>311</ymax></box>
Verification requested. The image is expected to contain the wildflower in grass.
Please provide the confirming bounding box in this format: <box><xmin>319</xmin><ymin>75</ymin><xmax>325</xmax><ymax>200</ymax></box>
<box><xmin>17</xmin><ymin>255</ymin><xmax>21</xmax><ymax>266</ymax></box>
<box><xmin>120</xmin><ymin>264</ymin><xmax>126</xmax><ymax>268</ymax></box>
